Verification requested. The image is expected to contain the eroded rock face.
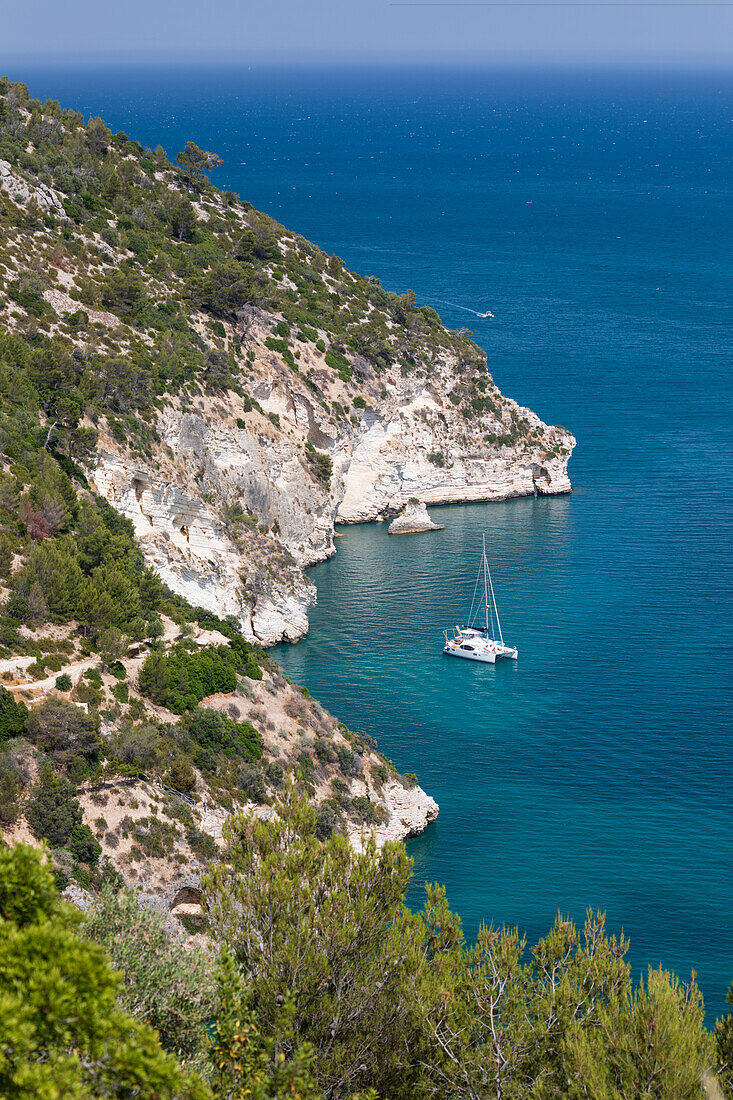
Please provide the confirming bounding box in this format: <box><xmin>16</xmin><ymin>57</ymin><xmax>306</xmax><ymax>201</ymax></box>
<box><xmin>89</xmin><ymin>317</ymin><xmax>574</xmax><ymax>646</ymax></box>
<box><xmin>334</xmin><ymin>395</ymin><xmax>573</xmax><ymax>523</ymax></box>
<box><xmin>388</xmin><ymin>500</ymin><xmax>445</xmax><ymax>534</ymax></box>
<box><xmin>347</xmin><ymin>778</ymin><xmax>440</xmax><ymax>851</ymax></box>
<box><xmin>91</xmin><ymin>439</ymin><xmax>316</xmax><ymax>646</ymax></box>
<box><xmin>0</xmin><ymin>158</ymin><xmax>67</xmax><ymax>217</ymax></box>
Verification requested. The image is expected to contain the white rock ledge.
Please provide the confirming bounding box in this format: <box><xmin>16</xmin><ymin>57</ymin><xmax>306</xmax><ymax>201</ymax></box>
<box><xmin>388</xmin><ymin>500</ymin><xmax>445</xmax><ymax>535</ymax></box>
<box><xmin>348</xmin><ymin>778</ymin><xmax>439</xmax><ymax>851</ymax></box>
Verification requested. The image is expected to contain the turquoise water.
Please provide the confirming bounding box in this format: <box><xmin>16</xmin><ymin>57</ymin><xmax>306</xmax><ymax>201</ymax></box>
<box><xmin>19</xmin><ymin>64</ymin><xmax>733</xmax><ymax>1015</ymax></box>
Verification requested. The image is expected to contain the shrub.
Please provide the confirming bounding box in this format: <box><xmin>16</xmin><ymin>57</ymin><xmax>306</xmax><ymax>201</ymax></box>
<box><xmin>0</xmin><ymin>753</ymin><xmax>22</xmax><ymax>825</ymax></box>
<box><xmin>25</xmin><ymin>763</ymin><xmax>83</xmax><ymax>846</ymax></box>
<box><xmin>336</xmin><ymin>744</ymin><xmax>361</xmax><ymax>778</ymax></box>
<box><xmin>137</xmin><ymin>641</ymin><xmax>255</xmax><ymax>712</ymax></box>
<box><xmin>25</xmin><ymin>696</ymin><xmax>100</xmax><ymax>770</ymax></box>
<box><xmin>325</xmin><ymin>348</ymin><xmax>352</xmax><ymax>382</ymax></box>
<box><xmin>193</xmin><ymin>259</ymin><xmax>253</xmax><ymax>319</ymax></box>
<box><xmin>101</xmin><ymin>267</ymin><xmax>148</xmax><ymax>320</ymax></box>
<box><xmin>265</xmin><ymin>759</ymin><xmax>284</xmax><ymax>787</ymax></box>
<box><xmin>314</xmin><ymin>800</ymin><xmax>339</xmax><ymax>840</ymax></box>
<box><xmin>131</xmin><ymin>815</ymin><xmax>178</xmax><ymax>859</ymax></box>
<box><xmin>304</xmin><ymin>442</ymin><xmax>332</xmax><ymax>487</ymax></box>
<box><xmin>0</xmin><ymin>848</ymin><xmax>207</xmax><ymax>1097</ymax></box>
<box><xmin>186</xmin><ymin>827</ymin><xmax>218</xmax><ymax>860</ymax></box>
<box><xmin>314</xmin><ymin>738</ymin><xmax>337</xmax><ymax>765</ymax></box>
<box><xmin>205</xmin><ymin>796</ymin><xmax>715</xmax><ymax>1100</ymax></box>
<box><xmin>243</xmin><ymin>652</ymin><xmax>263</xmax><ymax>680</ymax></box>
<box><xmin>69</xmin><ymin>822</ymin><xmax>102</xmax><ymax>864</ymax></box>
<box><xmin>0</xmin><ymin>685</ymin><xmax>27</xmax><ymax>743</ymax></box>
<box><xmin>350</xmin><ymin>795</ymin><xmax>388</xmax><ymax>826</ymax></box>
<box><xmin>371</xmin><ymin>763</ymin><xmax>389</xmax><ymax>787</ymax></box>
<box><xmin>112</xmin><ymin>682</ymin><xmax>129</xmax><ymax>704</ymax></box>
<box><xmin>164</xmin><ymin>755</ymin><xmax>196</xmax><ymax>793</ymax></box>
<box><xmin>55</xmin><ymin>673</ymin><xmax>72</xmax><ymax>691</ymax></box>
<box><xmin>105</xmin><ymin>724</ymin><xmax>166</xmax><ymax>777</ymax></box>
<box><xmin>718</xmin><ymin>983</ymin><xmax>733</xmax><ymax>1093</ymax></box>
<box><xmin>238</xmin><ymin>762</ymin><xmax>267</xmax><ymax>802</ymax></box>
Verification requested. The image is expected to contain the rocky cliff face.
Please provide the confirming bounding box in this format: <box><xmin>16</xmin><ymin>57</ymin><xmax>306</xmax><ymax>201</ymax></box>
<box><xmin>89</xmin><ymin>315</ymin><xmax>574</xmax><ymax>645</ymax></box>
<box><xmin>0</xmin><ymin>109</ymin><xmax>574</xmax><ymax>647</ymax></box>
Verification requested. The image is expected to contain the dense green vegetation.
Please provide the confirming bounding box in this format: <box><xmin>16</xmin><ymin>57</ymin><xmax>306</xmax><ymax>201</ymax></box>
<box><xmin>0</xmin><ymin>843</ymin><xmax>207</xmax><ymax>1098</ymax></box>
<box><xmin>4</xmin><ymin>818</ymin><xmax>733</xmax><ymax>1098</ymax></box>
<box><xmin>205</xmin><ymin>795</ymin><xmax>727</xmax><ymax>1100</ymax></box>
<box><xmin>138</xmin><ymin>636</ymin><xmax>263</xmax><ymax>714</ymax></box>
<box><xmin>0</xmin><ymin>76</ymin><xmax>486</xmax><ymax>408</ymax></box>
<box><xmin>0</xmin><ymin>75</ymin><xmax>568</xmax><ymax>454</ymax></box>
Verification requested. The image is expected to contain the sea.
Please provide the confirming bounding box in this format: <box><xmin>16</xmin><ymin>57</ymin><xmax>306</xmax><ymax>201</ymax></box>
<box><xmin>17</xmin><ymin>62</ymin><xmax>733</xmax><ymax>1017</ymax></box>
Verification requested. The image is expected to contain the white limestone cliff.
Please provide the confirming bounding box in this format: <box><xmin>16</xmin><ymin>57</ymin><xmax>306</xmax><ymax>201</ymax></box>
<box><xmin>347</xmin><ymin>778</ymin><xmax>440</xmax><ymax>851</ymax></box>
<box><xmin>89</xmin><ymin>315</ymin><xmax>574</xmax><ymax>646</ymax></box>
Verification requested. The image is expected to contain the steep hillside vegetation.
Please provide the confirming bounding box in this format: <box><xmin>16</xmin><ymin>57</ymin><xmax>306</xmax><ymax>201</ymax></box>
<box><xmin>0</xmin><ymin>76</ymin><xmax>574</xmax><ymax>643</ymax></box>
<box><xmin>0</xmin><ymin>87</ymin><xmax>441</xmax><ymax>901</ymax></box>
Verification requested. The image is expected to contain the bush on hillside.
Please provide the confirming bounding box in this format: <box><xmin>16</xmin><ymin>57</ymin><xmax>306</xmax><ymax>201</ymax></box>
<box><xmin>0</xmin><ymin>685</ymin><xmax>27</xmax><ymax>743</ymax></box>
<box><xmin>25</xmin><ymin>696</ymin><xmax>100</xmax><ymax>773</ymax></box>
<box><xmin>0</xmin><ymin>844</ymin><xmax>207</xmax><ymax>1098</ymax></box>
<box><xmin>69</xmin><ymin>822</ymin><xmax>102</xmax><ymax>865</ymax></box>
<box><xmin>183</xmin><ymin>706</ymin><xmax>263</xmax><ymax>771</ymax></box>
<box><xmin>25</xmin><ymin>763</ymin><xmax>83</xmax><ymax>847</ymax></box>
<box><xmin>137</xmin><ymin>640</ymin><xmax>260</xmax><ymax>713</ymax></box>
<box><xmin>85</xmin><ymin>886</ymin><xmax>218</xmax><ymax>1063</ymax></box>
<box><xmin>0</xmin><ymin>752</ymin><xmax>23</xmax><ymax>825</ymax></box>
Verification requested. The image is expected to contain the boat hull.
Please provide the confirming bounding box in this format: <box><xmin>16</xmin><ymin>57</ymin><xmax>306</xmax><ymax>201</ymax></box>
<box><xmin>444</xmin><ymin>645</ymin><xmax>496</xmax><ymax>664</ymax></box>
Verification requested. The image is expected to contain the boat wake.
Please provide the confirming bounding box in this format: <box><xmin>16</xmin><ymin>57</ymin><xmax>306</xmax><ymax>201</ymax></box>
<box><xmin>432</xmin><ymin>298</ymin><xmax>494</xmax><ymax>319</ymax></box>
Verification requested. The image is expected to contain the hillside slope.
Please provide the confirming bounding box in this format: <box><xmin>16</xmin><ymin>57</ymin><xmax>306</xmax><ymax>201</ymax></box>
<box><xmin>0</xmin><ymin>77</ymin><xmax>574</xmax><ymax>644</ymax></box>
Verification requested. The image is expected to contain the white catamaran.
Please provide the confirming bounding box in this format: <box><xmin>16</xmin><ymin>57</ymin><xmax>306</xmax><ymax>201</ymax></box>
<box><xmin>443</xmin><ymin>535</ymin><xmax>518</xmax><ymax>664</ymax></box>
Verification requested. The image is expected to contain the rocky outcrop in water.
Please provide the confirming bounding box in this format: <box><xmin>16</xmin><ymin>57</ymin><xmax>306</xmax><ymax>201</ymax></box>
<box><xmin>388</xmin><ymin>500</ymin><xmax>445</xmax><ymax>534</ymax></box>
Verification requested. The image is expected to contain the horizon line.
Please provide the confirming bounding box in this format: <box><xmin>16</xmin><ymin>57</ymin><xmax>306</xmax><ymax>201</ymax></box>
<box><xmin>3</xmin><ymin>51</ymin><xmax>733</xmax><ymax>67</ymax></box>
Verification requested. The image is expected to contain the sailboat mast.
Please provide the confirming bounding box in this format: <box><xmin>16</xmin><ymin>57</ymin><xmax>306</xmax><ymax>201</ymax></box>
<box><xmin>486</xmin><ymin>558</ymin><xmax>504</xmax><ymax>645</ymax></box>
<box><xmin>482</xmin><ymin>534</ymin><xmax>490</xmax><ymax>635</ymax></box>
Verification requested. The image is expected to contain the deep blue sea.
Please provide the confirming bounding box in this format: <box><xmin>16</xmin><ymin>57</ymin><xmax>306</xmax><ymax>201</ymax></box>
<box><xmin>17</xmin><ymin>63</ymin><xmax>733</xmax><ymax>1017</ymax></box>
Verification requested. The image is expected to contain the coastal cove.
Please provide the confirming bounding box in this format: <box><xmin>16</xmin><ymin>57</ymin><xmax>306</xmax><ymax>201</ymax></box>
<box><xmin>276</xmin><ymin>487</ymin><xmax>731</xmax><ymax>1021</ymax></box>
<box><xmin>17</xmin><ymin>63</ymin><xmax>733</xmax><ymax>1019</ymax></box>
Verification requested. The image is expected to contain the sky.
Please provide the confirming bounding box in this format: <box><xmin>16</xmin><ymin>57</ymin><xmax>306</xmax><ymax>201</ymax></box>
<box><xmin>2</xmin><ymin>0</ymin><xmax>732</xmax><ymax>64</ymax></box>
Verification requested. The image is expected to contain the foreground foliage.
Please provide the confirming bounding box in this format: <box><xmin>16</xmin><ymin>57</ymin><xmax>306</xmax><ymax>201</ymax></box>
<box><xmin>0</xmin><ymin>843</ymin><xmax>207</xmax><ymax>1099</ymax></box>
<box><xmin>4</xmin><ymin>825</ymin><xmax>731</xmax><ymax>1099</ymax></box>
<box><xmin>205</xmin><ymin>795</ymin><xmax>718</xmax><ymax>1100</ymax></box>
<box><xmin>84</xmin><ymin>887</ymin><xmax>218</xmax><ymax>1069</ymax></box>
